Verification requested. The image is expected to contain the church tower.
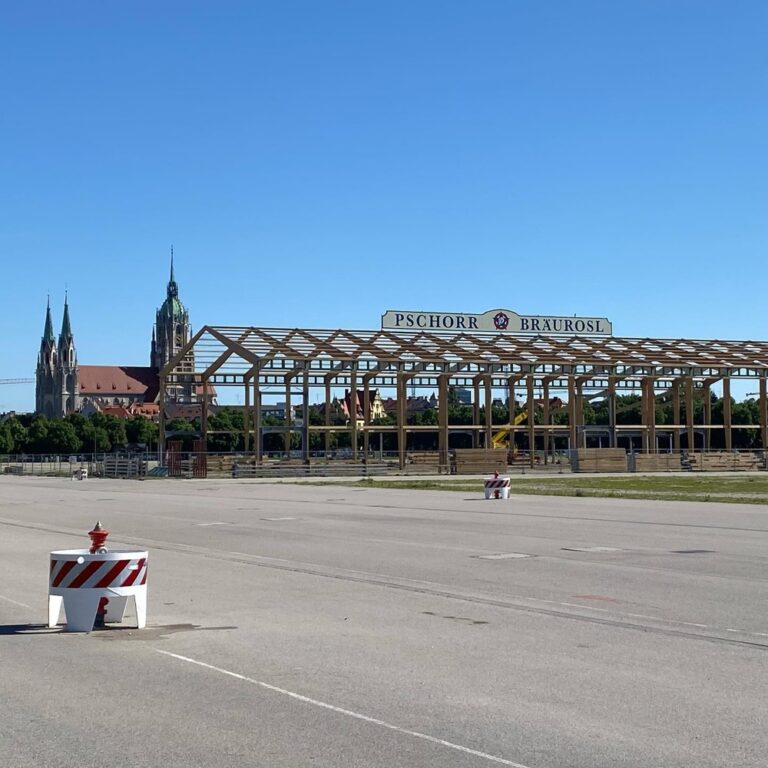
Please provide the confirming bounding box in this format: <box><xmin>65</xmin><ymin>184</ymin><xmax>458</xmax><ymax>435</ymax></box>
<box><xmin>151</xmin><ymin>248</ymin><xmax>191</xmax><ymax>371</ymax></box>
<box><xmin>35</xmin><ymin>298</ymin><xmax>58</xmax><ymax>417</ymax></box>
<box><xmin>56</xmin><ymin>294</ymin><xmax>78</xmax><ymax>415</ymax></box>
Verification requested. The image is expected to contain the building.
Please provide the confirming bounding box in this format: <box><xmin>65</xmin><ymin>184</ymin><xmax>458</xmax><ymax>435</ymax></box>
<box><xmin>35</xmin><ymin>253</ymin><xmax>202</xmax><ymax>418</ymax></box>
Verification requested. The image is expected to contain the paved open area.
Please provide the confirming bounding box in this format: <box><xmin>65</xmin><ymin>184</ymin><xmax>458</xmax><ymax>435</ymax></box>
<box><xmin>1</xmin><ymin>476</ymin><xmax>766</xmax><ymax>768</ymax></box>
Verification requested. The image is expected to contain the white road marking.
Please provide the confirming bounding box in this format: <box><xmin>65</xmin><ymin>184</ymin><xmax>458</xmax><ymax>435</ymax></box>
<box><xmin>261</xmin><ymin>517</ymin><xmax>297</xmax><ymax>521</ymax></box>
<box><xmin>0</xmin><ymin>594</ymin><xmax>33</xmax><ymax>609</ymax></box>
<box><xmin>561</xmin><ymin>546</ymin><xmax>622</xmax><ymax>553</ymax></box>
<box><xmin>476</xmin><ymin>553</ymin><xmax>532</xmax><ymax>560</ymax></box>
<box><xmin>194</xmin><ymin>522</ymin><xmax>233</xmax><ymax>527</ymax></box>
<box><xmin>155</xmin><ymin>650</ymin><xmax>534</xmax><ymax>767</ymax></box>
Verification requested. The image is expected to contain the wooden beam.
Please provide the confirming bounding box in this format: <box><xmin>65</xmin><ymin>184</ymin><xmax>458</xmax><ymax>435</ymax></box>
<box><xmin>722</xmin><ymin>377</ymin><xmax>732</xmax><ymax>451</ymax></box>
<box><xmin>527</xmin><ymin>374</ymin><xmax>535</xmax><ymax>466</ymax></box>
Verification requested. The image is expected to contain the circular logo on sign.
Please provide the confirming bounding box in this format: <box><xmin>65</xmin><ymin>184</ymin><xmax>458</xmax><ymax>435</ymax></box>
<box><xmin>493</xmin><ymin>312</ymin><xmax>509</xmax><ymax>330</ymax></box>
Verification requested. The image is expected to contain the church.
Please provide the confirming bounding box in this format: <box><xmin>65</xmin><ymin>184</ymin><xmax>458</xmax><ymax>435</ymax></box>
<box><xmin>35</xmin><ymin>256</ymin><xmax>200</xmax><ymax>418</ymax></box>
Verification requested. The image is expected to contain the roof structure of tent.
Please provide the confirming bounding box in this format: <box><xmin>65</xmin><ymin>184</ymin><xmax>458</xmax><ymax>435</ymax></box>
<box><xmin>159</xmin><ymin>324</ymin><xmax>768</xmax><ymax>466</ymax></box>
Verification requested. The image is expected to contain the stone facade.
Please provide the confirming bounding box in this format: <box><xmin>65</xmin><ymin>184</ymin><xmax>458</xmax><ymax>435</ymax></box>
<box><xmin>35</xmin><ymin>254</ymin><xmax>196</xmax><ymax>416</ymax></box>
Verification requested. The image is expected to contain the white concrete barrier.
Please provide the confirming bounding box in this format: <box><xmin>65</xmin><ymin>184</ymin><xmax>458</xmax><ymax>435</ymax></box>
<box><xmin>48</xmin><ymin>549</ymin><xmax>148</xmax><ymax>632</ymax></box>
<box><xmin>484</xmin><ymin>476</ymin><xmax>510</xmax><ymax>499</ymax></box>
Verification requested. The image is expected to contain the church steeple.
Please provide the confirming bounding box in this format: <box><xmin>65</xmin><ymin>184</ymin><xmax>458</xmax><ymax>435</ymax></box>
<box><xmin>59</xmin><ymin>292</ymin><xmax>73</xmax><ymax>347</ymax></box>
<box><xmin>43</xmin><ymin>296</ymin><xmax>55</xmax><ymax>345</ymax></box>
<box><xmin>152</xmin><ymin>246</ymin><xmax>190</xmax><ymax>371</ymax></box>
<box><xmin>36</xmin><ymin>297</ymin><xmax>58</xmax><ymax>416</ymax></box>
<box><xmin>167</xmin><ymin>245</ymin><xmax>178</xmax><ymax>299</ymax></box>
<box><xmin>37</xmin><ymin>294</ymin><xmax>78</xmax><ymax>418</ymax></box>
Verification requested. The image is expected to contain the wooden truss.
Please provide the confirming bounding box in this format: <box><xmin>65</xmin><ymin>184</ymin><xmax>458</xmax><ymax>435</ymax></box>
<box><xmin>159</xmin><ymin>326</ymin><xmax>768</xmax><ymax>467</ymax></box>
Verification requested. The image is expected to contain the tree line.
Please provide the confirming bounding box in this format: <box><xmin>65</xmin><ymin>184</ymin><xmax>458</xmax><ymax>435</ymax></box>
<box><xmin>1</xmin><ymin>392</ymin><xmax>763</xmax><ymax>455</ymax></box>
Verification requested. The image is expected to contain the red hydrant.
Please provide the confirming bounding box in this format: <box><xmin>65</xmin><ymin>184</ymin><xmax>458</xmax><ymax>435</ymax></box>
<box><xmin>88</xmin><ymin>522</ymin><xmax>110</xmax><ymax>627</ymax></box>
<box><xmin>88</xmin><ymin>521</ymin><xmax>110</xmax><ymax>554</ymax></box>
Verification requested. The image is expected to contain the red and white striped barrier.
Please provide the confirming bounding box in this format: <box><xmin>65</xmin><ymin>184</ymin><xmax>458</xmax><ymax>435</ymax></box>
<box><xmin>48</xmin><ymin>549</ymin><xmax>148</xmax><ymax>632</ymax></box>
<box><xmin>484</xmin><ymin>476</ymin><xmax>510</xmax><ymax>499</ymax></box>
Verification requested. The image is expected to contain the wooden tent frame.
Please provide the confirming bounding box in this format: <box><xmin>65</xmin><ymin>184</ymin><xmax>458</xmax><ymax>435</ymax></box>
<box><xmin>159</xmin><ymin>326</ymin><xmax>768</xmax><ymax>468</ymax></box>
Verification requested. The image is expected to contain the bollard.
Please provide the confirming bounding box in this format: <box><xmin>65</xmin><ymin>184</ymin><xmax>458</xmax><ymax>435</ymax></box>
<box><xmin>48</xmin><ymin>521</ymin><xmax>148</xmax><ymax>632</ymax></box>
<box><xmin>483</xmin><ymin>471</ymin><xmax>510</xmax><ymax>500</ymax></box>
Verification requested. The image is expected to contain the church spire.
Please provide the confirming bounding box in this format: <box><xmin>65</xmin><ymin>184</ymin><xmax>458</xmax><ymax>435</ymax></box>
<box><xmin>167</xmin><ymin>245</ymin><xmax>178</xmax><ymax>299</ymax></box>
<box><xmin>59</xmin><ymin>291</ymin><xmax>73</xmax><ymax>344</ymax></box>
<box><xmin>43</xmin><ymin>296</ymin><xmax>55</xmax><ymax>344</ymax></box>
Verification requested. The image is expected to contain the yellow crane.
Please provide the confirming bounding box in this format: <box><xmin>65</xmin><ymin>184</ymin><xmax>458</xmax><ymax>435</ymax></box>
<box><xmin>491</xmin><ymin>410</ymin><xmax>529</xmax><ymax>449</ymax></box>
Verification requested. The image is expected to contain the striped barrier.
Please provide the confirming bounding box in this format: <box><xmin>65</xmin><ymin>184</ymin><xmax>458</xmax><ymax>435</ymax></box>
<box><xmin>484</xmin><ymin>476</ymin><xmax>510</xmax><ymax>499</ymax></box>
<box><xmin>48</xmin><ymin>549</ymin><xmax>148</xmax><ymax>632</ymax></box>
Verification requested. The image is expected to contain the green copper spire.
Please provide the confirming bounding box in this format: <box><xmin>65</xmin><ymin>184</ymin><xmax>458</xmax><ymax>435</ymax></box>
<box><xmin>43</xmin><ymin>296</ymin><xmax>55</xmax><ymax>344</ymax></box>
<box><xmin>59</xmin><ymin>292</ymin><xmax>73</xmax><ymax>343</ymax></box>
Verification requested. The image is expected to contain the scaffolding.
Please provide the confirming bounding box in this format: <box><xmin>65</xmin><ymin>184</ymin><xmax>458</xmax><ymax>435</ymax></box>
<box><xmin>158</xmin><ymin>326</ymin><xmax>768</xmax><ymax>469</ymax></box>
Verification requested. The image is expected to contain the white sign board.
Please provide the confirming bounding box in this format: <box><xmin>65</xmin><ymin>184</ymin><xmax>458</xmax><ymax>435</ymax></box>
<box><xmin>381</xmin><ymin>309</ymin><xmax>612</xmax><ymax>336</ymax></box>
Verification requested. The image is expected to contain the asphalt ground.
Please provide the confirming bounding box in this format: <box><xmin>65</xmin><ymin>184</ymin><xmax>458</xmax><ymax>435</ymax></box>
<box><xmin>1</xmin><ymin>476</ymin><xmax>766</xmax><ymax>768</ymax></box>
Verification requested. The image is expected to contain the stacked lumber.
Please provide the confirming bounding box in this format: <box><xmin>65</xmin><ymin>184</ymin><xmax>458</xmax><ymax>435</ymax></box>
<box><xmin>570</xmin><ymin>448</ymin><xmax>627</xmax><ymax>473</ymax></box>
<box><xmin>206</xmin><ymin>456</ymin><xmax>234</xmax><ymax>475</ymax></box>
<box><xmin>406</xmin><ymin>451</ymin><xmax>447</xmax><ymax>474</ymax></box>
<box><xmin>688</xmin><ymin>452</ymin><xmax>761</xmax><ymax>472</ymax></box>
<box><xmin>451</xmin><ymin>449</ymin><xmax>507</xmax><ymax>475</ymax></box>
<box><xmin>633</xmin><ymin>454</ymin><xmax>682</xmax><ymax>472</ymax></box>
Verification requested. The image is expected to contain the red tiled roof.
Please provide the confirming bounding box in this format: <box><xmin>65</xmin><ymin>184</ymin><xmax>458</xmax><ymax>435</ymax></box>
<box><xmin>129</xmin><ymin>402</ymin><xmax>160</xmax><ymax>417</ymax></box>
<box><xmin>102</xmin><ymin>405</ymin><xmax>132</xmax><ymax>419</ymax></box>
<box><xmin>78</xmin><ymin>366</ymin><xmax>159</xmax><ymax>401</ymax></box>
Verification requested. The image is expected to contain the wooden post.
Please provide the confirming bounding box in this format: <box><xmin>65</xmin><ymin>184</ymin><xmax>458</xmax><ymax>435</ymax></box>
<box><xmin>325</xmin><ymin>378</ymin><xmax>332</xmax><ymax>458</ymax></box>
<box><xmin>363</xmin><ymin>378</ymin><xmax>371</xmax><ymax>460</ymax></box>
<box><xmin>473</xmin><ymin>379</ymin><xmax>481</xmax><ymax>448</ymax></box>
<box><xmin>202</xmin><ymin>378</ymin><xmax>209</xmax><ymax>446</ymax></box>
<box><xmin>576</xmin><ymin>379</ymin><xmax>586</xmax><ymax>448</ymax></box>
<box><xmin>644</xmin><ymin>378</ymin><xmax>656</xmax><ymax>453</ymax></box>
<box><xmin>397</xmin><ymin>372</ymin><xmax>407</xmax><ymax>470</ymax></box>
<box><xmin>438</xmin><ymin>375</ymin><xmax>449</xmax><ymax>470</ymax></box>
<box><xmin>254</xmin><ymin>374</ymin><xmax>262</xmax><ymax>463</ymax></box>
<box><xmin>484</xmin><ymin>374</ymin><xmax>492</xmax><ymax>449</ymax></box>
<box><xmin>284</xmin><ymin>377</ymin><xmax>292</xmax><ymax>456</ymax></box>
<box><xmin>641</xmin><ymin>378</ymin><xmax>650</xmax><ymax>453</ymax></box>
<box><xmin>760</xmin><ymin>376</ymin><xmax>768</xmax><ymax>452</ymax></box>
<box><xmin>703</xmin><ymin>383</ymin><xmax>713</xmax><ymax>451</ymax></box>
<box><xmin>302</xmin><ymin>368</ymin><xmax>310</xmax><ymax>462</ymax></box>
<box><xmin>542</xmin><ymin>379</ymin><xmax>551</xmax><ymax>461</ymax></box>
<box><xmin>568</xmin><ymin>375</ymin><xmax>577</xmax><ymax>451</ymax></box>
<box><xmin>685</xmin><ymin>377</ymin><xmax>695</xmax><ymax>452</ymax></box>
<box><xmin>722</xmin><ymin>377</ymin><xmax>732</xmax><ymax>451</ymax></box>
<box><xmin>527</xmin><ymin>374</ymin><xmax>535</xmax><ymax>467</ymax></box>
<box><xmin>350</xmin><ymin>368</ymin><xmax>358</xmax><ymax>462</ymax></box>
<box><xmin>243</xmin><ymin>373</ymin><xmax>251</xmax><ymax>453</ymax></box>
<box><xmin>608</xmin><ymin>376</ymin><xmax>617</xmax><ymax>449</ymax></box>
<box><xmin>672</xmin><ymin>382</ymin><xmax>681</xmax><ymax>452</ymax></box>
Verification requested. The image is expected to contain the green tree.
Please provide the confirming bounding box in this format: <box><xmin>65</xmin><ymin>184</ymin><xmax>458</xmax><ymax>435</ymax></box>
<box><xmin>125</xmin><ymin>416</ymin><xmax>159</xmax><ymax>449</ymax></box>
<box><xmin>46</xmin><ymin>420</ymin><xmax>82</xmax><ymax>454</ymax></box>
<box><xmin>0</xmin><ymin>422</ymin><xmax>13</xmax><ymax>453</ymax></box>
<box><xmin>207</xmin><ymin>409</ymin><xmax>241</xmax><ymax>452</ymax></box>
<box><xmin>27</xmin><ymin>417</ymin><xmax>50</xmax><ymax>453</ymax></box>
<box><xmin>5</xmin><ymin>417</ymin><xmax>27</xmax><ymax>453</ymax></box>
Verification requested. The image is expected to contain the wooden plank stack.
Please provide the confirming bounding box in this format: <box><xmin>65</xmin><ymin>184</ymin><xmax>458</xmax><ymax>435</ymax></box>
<box><xmin>570</xmin><ymin>448</ymin><xmax>627</xmax><ymax>473</ymax></box>
<box><xmin>633</xmin><ymin>453</ymin><xmax>682</xmax><ymax>472</ymax></box>
<box><xmin>406</xmin><ymin>451</ymin><xmax>447</xmax><ymax>474</ymax></box>
<box><xmin>451</xmin><ymin>449</ymin><xmax>507</xmax><ymax>475</ymax></box>
<box><xmin>688</xmin><ymin>452</ymin><xmax>761</xmax><ymax>471</ymax></box>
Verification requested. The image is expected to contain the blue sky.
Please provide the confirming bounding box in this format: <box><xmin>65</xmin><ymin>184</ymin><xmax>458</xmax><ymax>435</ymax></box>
<box><xmin>1</xmin><ymin>1</ymin><xmax>766</xmax><ymax>411</ymax></box>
